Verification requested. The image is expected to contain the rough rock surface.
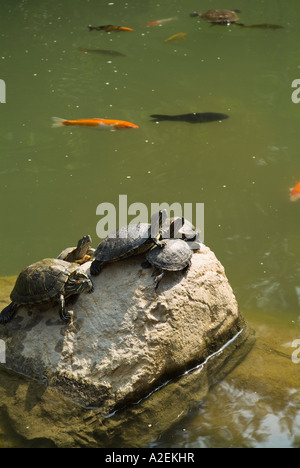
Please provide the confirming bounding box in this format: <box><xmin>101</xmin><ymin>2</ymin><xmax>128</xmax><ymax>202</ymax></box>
<box><xmin>0</xmin><ymin>245</ymin><xmax>245</xmax><ymax>413</ymax></box>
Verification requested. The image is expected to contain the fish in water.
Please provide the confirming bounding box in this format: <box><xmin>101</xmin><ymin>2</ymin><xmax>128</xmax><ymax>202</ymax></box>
<box><xmin>147</xmin><ymin>17</ymin><xmax>177</xmax><ymax>27</ymax></box>
<box><xmin>150</xmin><ymin>112</ymin><xmax>229</xmax><ymax>124</ymax></box>
<box><xmin>290</xmin><ymin>182</ymin><xmax>300</xmax><ymax>202</ymax></box>
<box><xmin>88</xmin><ymin>25</ymin><xmax>133</xmax><ymax>32</ymax></box>
<box><xmin>78</xmin><ymin>47</ymin><xmax>126</xmax><ymax>57</ymax></box>
<box><xmin>52</xmin><ymin>117</ymin><xmax>138</xmax><ymax>131</ymax></box>
<box><xmin>164</xmin><ymin>32</ymin><xmax>187</xmax><ymax>43</ymax></box>
<box><xmin>237</xmin><ymin>23</ymin><xmax>284</xmax><ymax>29</ymax></box>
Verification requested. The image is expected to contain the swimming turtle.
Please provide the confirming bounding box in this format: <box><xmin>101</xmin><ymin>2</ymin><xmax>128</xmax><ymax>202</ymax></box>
<box><xmin>57</xmin><ymin>235</ymin><xmax>95</xmax><ymax>264</ymax></box>
<box><xmin>145</xmin><ymin>238</ymin><xmax>193</xmax><ymax>289</ymax></box>
<box><xmin>90</xmin><ymin>210</ymin><xmax>166</xmax><ymax>276</ymax></box>
<box><xmin>190</xmin><ymin>9</ymin><xmax>241</xmax><ymax>25</ymax></box>
<box><xmin>0</xmin><ymin>258</ymin><xmax>94</xmax><ymax>324</ymax></box>
<box><xmin>190</xmin><ymin>9</ymin><xmax>284</xmax><ymax>29</ymax></box>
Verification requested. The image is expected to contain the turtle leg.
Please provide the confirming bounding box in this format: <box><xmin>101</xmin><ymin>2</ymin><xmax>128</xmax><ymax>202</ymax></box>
<box><xmin>154</xmin><ymin>270</ymin><xmax>166</xmax><ymax>289</ymax></box>
<box><xmin>75</xmin><ymin>254</ymin><xmax>92</xmax><ymax>265</ymax></box>
<box><xmin>152</xmin><ymin>238</ymin><xmax>166</xmax><ymax>249</ymax></box>
<box><xmin>58</xmin><ymin>294</ymin><xmax>71</xmax><ymax>323</ymax></box>
<box><xmin>0</xmin><ymin>302</ymin><xmax>18</xmax><ymax>324</ymax></box>
<box><xmin>90</xmin><ymin>260</ymin><xmax>104</xmax><ymax>276</ymax></box>
<box><xmin>183</xmin><ymin>260</ymin><xmax>192</xmax><ymax>274</ymax></box>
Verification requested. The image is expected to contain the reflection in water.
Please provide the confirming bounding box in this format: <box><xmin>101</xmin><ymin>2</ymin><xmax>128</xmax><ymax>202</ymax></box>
<box><xmin>2</xmin><ymin>318</ymin><xmax>298</xmax><ymax>448</ymax></box>
<box><xmin>159</xmin><ymin>382</ymin><xmax>300</xmax><ymax>448</ymax></box>
<box><xmin>153</xmin><ymin>319</ymin><xmax>300</xmax><ymax>448</ymax></box>
<box><xmin>0</xmin><ymin>326</ymin><xmax>255</xmax><ymax>448</ymax></box>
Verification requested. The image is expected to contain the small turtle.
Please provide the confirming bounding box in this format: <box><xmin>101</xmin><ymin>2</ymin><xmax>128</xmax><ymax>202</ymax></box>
<box><xmin>0</xmin><ymin>258</ymin><xmax>94</xmax><ymax>325</ymax></box>
<box><xmin>162</xmin><ymin>216</ymin><xmax>200</xmax><ymax>243</ymax></box>
<box><xmin>190</xmin><ymin>9</ymin><xmax>241</xmax><ymax>26</ymax></box>
<box><xmin>190</xmin><ymin>9</ymin><xmax>283</xmax><ymax>29</ymax></box>
<box><xmin>57</xmin><ymin>235</ymin><xmax>95</xmax><ymax>265</ymax></box>
<box><xmin>90</xmin><ymin>210</ymin><xmax>166</xmax><ymax>276</ymax></box>
<box><xmin>145</xmin><ymin>238</ymin><xmax>193</xmax><ymax>289</ymax></box>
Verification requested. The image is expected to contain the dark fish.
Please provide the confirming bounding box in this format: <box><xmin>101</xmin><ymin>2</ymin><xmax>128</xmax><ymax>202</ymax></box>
<box><xmin>150</xmin><ymin>112</ymin><xmax>229</xmax><ymax>124</ymax></box>
<box><xmin>88</xmin><ymin>25</ymin><xmax>133</xmax><ymax>32</ymax></box>
<box><xmin>79</xmin><ymin>47</ymin><xmax>126</xmax><ymax>57</ymax></box>
<box><xmin>237</xmin><ymin>23</ymin><xmax>284</xmax><ymax>29</ymax></box>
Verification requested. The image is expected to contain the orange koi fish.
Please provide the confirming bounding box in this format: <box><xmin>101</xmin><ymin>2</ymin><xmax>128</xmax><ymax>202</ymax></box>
<box><xmin>88</xmin><ymin>25</ymin><xmax>133</xmax><ymax>32</ymax></box>
<box><xmin>52</xmin><ymin>117</ymin><xmax>138</xmax><ymax>131</ymax></box>
<box><xmin>290</xmin><ymin>181</ymin><xmax>300</xmax><ymax>202</ymax></box>
<box><xmin>147</xmin><ymin>17</ymin><xmax>177</xmax><ymax>27</ymax></box>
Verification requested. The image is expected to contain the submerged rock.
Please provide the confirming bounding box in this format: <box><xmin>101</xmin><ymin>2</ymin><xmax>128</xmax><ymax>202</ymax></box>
<box><xmin>0</xmin><ymin>245</ymin><xmax>246</xmax><ymax>414</ymax></box>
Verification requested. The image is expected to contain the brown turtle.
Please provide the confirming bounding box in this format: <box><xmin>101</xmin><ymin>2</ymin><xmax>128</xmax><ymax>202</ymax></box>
<box><xmin>190</xmin><ymin>9</ymin><xmax>241</xmax><ymax>25</ymax></box>
<box><xmin>90</xmin><ymin>210</ymin><xmax>166</xmax><ymax>276</ymax></box>
<box><xmin>0</xmin><ymin>258</ymin><xmax>94</xmax><ymax>324</ymax></box>
<box><xmin>145</xmin><ymin>239</ymin><xmax>193</xmax><ymax>289</ymax></box>
<box><xmin>190</xmin><ymin>9</ymin><xmax>284</xmax><ymax>29</ymax></box>
<box><xmin>57</xmin><ymin>235</ymin><xmax>94</xmax><ymax>265</ymax></box>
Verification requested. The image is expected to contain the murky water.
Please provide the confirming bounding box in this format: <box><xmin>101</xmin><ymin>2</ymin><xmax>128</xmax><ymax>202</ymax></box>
<box><xmin>0</xmin><ymin>0</ymin><xmax>300</xmax><ymax>448</ymax></box>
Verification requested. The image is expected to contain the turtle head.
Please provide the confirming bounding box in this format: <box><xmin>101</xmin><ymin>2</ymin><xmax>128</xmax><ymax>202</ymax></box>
<box><xmin>76</xmin><ymin>235</ymin><xmax>92</xmax><ymax>255</ymax></box>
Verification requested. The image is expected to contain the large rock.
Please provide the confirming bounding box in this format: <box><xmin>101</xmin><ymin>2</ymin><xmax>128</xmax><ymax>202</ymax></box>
<box><xmin>0</xmin><ymin>245</ymin><xmax>245</xmax><ymax>414</ymax></box>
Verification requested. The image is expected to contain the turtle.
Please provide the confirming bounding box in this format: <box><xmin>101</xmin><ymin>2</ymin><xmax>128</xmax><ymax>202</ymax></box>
<box><xmin>0</xmin><ymin>258</ymin><xmax>94</xmax><ymax>325</ymax></box>
<box><xmin>144</xmin><ymin>238</ymin><xmax>193</xmax><ymax>289</ymax></box>
<box><xmin>190</xmin><ymin>9</ymin><xmax>242</xmax><ymax>26</ymax></box>
<box><xmin>162</xmin><ymin>216</ymin><xmax>200</xmax><ymax>243</ymax></box>
<box><xmin>190</xmin><ymin>9</ymin><xmax>284</xmax><ymax>29</ymax></box>
<box><xmin>161</xmin><ymin>216</ymin><xmax>202</xmax><ymax>253</ymax></box>
<box><xmin>90</xmin><ymin>210</ymin><xmax>167</xmax><ymax>276</ymax></box>
<box><xmin>57</xmin><ymin>235</ymin><xmax>95</xmax><ymax>265</ymax></box>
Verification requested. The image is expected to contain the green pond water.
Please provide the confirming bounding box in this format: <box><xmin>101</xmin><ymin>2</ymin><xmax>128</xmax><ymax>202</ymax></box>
<box><xmin>0</xmin><ymin>0</ymin><xmax>300</xmax><ymax>448</ymax></box>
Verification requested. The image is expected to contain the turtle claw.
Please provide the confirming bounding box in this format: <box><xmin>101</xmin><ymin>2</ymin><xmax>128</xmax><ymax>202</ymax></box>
<box><xmin>90</xmin><ymin>260</ymin><xmax>104</xmax><ymax>276</ymax></box>
<box><xmin>154</xmin><ymin>239</ymin><xmax>167</xmax><ymax>249</ymax></box>
<box><xmin>60</xmin><ymin>311</ymin><xmax>72</xmax><ymax>323</ymax></box>
<box><xmin>154</xmin><ymin>271</ymin><xmax>165</xmax><ymax>289</ymax></box>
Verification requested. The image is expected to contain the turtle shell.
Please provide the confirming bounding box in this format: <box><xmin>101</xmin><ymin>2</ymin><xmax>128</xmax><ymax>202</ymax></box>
<box><xmin>11</xmin><ymin>258</ymin><xmax>78</xmax><ymax>305</ymax></box>
<box><xmin>200</xmin><ymin>9</ymin><xmax>239</xmax><ymax>23</ymax></box>
<box><xmin>146</xmin><ymin>239</ymin><xmax>192</xmax><ymax>271</ymax></box>
<box><xmin>93</xmin><ymin>223</ymin><xmax>153</xmax><ymax>262</ymax></box>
